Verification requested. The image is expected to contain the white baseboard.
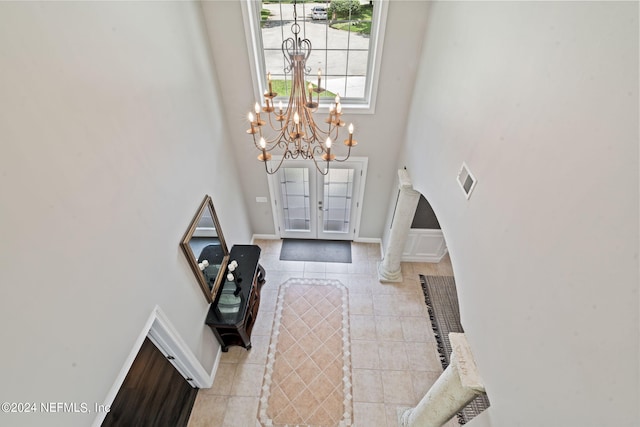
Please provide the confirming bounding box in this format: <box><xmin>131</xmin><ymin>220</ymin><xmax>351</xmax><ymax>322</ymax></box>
<box><xmin>353</xmin><ymin>237</ymin><xmax>381</xmax><ymax>244</ymax></box>
<box><xmin>354</xmin><ymin>237</ymin><xmax>384</xmax><ymax>259</ymax></box>
<box><xmin>252</xmin><ymin>234</ymin><xmax>279</xmax><ymax>243</ymax></box>
<box><xmin>401</xmin><ymin>254</ymin><xmax>447</xmax><ymax>263</ymax></box>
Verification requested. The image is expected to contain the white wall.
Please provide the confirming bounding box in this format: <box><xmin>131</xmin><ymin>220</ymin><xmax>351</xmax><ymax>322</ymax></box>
<box><xmin>399</xmin><ymin>2</ymin><xmax>639</xmax><ymax>426</ymax></box>
<box><xmin>201</xmin><ymin>0</ymin><xmax>430</xmax><ymax>239</ymax></box>
<box><xmin>0</xmin><ymin>2</ymin><xmax>251</xmax><ymax>426</ymax></box>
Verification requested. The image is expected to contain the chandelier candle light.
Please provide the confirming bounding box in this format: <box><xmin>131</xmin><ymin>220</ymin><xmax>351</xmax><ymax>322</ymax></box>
<box><xmin>247</xmin><ymin>2</ymin><xmax>358</xmax><ymax>175</ymax></box>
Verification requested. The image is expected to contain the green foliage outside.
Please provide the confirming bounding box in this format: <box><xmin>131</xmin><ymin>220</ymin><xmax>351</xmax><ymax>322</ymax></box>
<box><xmin>331</xmin><ymin>19</ymin><xmax>371</xmax><ymax>35</ymax></box>
<box><xmin>263</xmin><ymin>0</ymin><xmax>326</xmax><ymax>3</ymax></box>
<box><xmin>261</xmin><ymin>2</ymin><xmax>374</xmax><ymax>35</ymax></box>
<box><xmin>329</xmin><ymin>3</ymin><xmax>373</xmax><ymax>35</ymax></box>
<box><xmin>327</xmin><ymin>0</ymin><xmax>360</xmax><ymax>18</ymax></box>
<box><xmin>270</xmin><ymin>79</ymin><xmax>336</xmax><ymax>98</ymax></box>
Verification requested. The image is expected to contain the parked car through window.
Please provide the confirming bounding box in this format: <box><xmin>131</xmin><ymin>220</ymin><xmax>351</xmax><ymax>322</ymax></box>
<box><xmin>311</xmin><ymin>5</ymin><xmax>327</xmax><ymax>20</ymax></box>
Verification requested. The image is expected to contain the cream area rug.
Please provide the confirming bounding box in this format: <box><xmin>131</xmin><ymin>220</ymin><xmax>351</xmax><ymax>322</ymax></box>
<box><xmin>259</xmin><ymin>278</ymin><xmax>352</xmax><ymax>427</ymax></box>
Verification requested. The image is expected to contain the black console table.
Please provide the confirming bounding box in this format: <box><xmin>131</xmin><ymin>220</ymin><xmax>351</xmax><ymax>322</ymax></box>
<box><xmin>205</xmin><ymin>245</ymin><xmax>265</xmax><ymax>352</ymax></box>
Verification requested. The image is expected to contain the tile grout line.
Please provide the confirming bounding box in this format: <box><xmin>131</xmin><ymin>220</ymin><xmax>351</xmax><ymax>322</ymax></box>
<box><xmin>187</xmin><ymin>242</ymin><xmax>457</xmax><ymax>427</ymax></box>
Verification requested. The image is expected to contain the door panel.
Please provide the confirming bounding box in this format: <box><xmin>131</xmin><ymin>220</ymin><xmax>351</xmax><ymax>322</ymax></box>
<box><xmin>318</xmin><ymin>167</ymin><xmax>357</xmax><ymax>239</ymax></box>
<box><xmin>278</xmin><ymin>166</ymin><xmax>316</xmax><ymax>239</ymax></box>
<box><xmin>102</xmin><ymin>337</ymin><xmax>197</xmax><ymax>426</ymax></box>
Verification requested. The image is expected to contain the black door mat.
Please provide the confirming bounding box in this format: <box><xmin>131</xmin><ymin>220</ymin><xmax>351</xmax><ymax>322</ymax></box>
<box><xmin>279</xmin><ymin>239</ymin><xmax>352</xmax><ymax>263</ymax></box>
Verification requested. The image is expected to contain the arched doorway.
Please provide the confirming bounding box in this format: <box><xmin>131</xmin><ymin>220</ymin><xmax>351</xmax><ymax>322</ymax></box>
<box><xmin>402</xmin><ymin>193</ymin><xmax>448</xmax><ymax>262</ymax></box>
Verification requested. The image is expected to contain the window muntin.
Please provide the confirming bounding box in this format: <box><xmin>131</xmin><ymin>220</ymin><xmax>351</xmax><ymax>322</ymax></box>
<box><xmin>244</xmin><ymin>0</ymin><xmax>388</xmax><ymax>112</ymax></box>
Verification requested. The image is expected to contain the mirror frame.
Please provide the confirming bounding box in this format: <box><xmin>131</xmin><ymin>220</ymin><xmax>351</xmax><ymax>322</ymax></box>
<box><xmin>180</xmin><ymin>195</ymin><xmax>229</xmax><ymax>303</ymax></box>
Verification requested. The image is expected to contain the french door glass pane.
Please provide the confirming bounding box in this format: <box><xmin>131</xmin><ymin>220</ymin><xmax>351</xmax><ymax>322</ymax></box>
<box><xmin>280</xmin><ymin>167</ymin><xmax>310</xmax><ymax>231</ymax></box>
<box><xmin>323</xmin><ymin>168</ymin><xmax>354</xmax><ymax>233</ymax></box>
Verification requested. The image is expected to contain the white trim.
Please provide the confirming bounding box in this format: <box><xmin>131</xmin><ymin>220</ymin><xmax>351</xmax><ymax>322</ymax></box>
<box><xmin>363</xmin><ymin>0</ymin><xmax>389</xmax><ymax>115</ymax></box>
<box><xmin>252</xmin><ymin>234</ymin><xmax>280</xmax><ymax>243</ymax></box>
<box><xmin>266</xmin><ymin>164</ymin><xmax>283</xmax><ymax>239</ymax></box>
<box><xmin>401</xmin><ymin>254</ymin><xmax>448</xmax><ymax>263</ymax></box>
<box><xmin>241</xmin><ymin>0</ymin><xmax>389</xmax><ymax>114</ymax></box>
<box><xmin>147</xmin><ymin>309</ymin><xmax>214</xmax><ymax>388</ymax></box>
<box><xmin>352</xmin><ymin>156</ymin><xmax>368</xmax><ymax>241</ymax></box>
<box><xmin>240</xmin><ymin>0</ymin><xmax>265</xmax><ymax>102</ymax></box>
<box><xmin>353</xmin><ymin>236</ymin><xmax>384</xmax><ymax>258</ymax></box>
<box><xmin>401</xmin><ymin>229</ymin><xmax>448</xmax><ymax>263</ymax></box>
<box><xmin>92</xmin><ymin>306</ymin><xmax>218</xmax><ymax>427</ymax></box>
<box><xmin>353</xmin><ymin>237</ymin><xmax>381</xmax><ymax>244</ymax></box>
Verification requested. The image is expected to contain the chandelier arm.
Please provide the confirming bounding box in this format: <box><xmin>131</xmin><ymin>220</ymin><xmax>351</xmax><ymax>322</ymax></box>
<box><xmin>281</xmin><ymin>89</ymin><xmax>296</xmax><ymax>138</ymax></box>
<box><xmin>333</xmin><ymin>144</ymin><xmax>353</xmax><ymax>163</ymax></box>
<box><xmin>299</xmin><ymin>113</ymin><xmax>317</xmax><ymax>146</ymax></box>
<box><xmin>279</xmin><ymin>134</ymin><xmax>299</xmax><ymax>155</ymax></box>
<box><xmin>294</xmin><ymin>137</ymin><xmax>309</xmax><ymax>159</ymax></box>
<box><xmin>266</xmin><ymin>151</ymin><xmax>288</xmax><ymax>174</ymax></box>
<box><xmin>299</xmin><ymin>39</ymin><xmax>312</xmax><ymax>73</ymax></box>
<box><xmin>261</xmin><ymin>136</ymin><xmax>287</xmax><ymax>153</ymax></box>
<box><xmin>324</xmin><ymin>112</ymin><xmax>336</xmax><ymax>139</ymax></box>
<box><xmin>292</xmin><ymin>140</ymin><xmax>303</xmax><ymax>158</ymax></box>
<box><xmin>313</xmin><ymin>118</ymin><xmax>334</xmax><ymax>141</ymax></box>
<box><xmin>250</xmin><ymin>126</ymin><xmax>264</xmax><ymax>151</ymax></box>
<box><xmin>282</xmin><ymin>38</ymin><xmax>294</xmax><ymax>73</ymax></box>
<box><xmin>288</xmin><ymin>146</ymin><xmax>303</xmax><ymax>159</ymax></box>
<box><xmin>264</xmin><ymin>112</ymin><xmax>284</xmax><ymax>133</ymax></box>
<box><xmin>330</xmin><ymin>124</ymin><xmax>341</xmax><ymax>141</ymax></box>
<box><xmin>250</xmin><ymin>129</ymin><xmax>259</xmax><ymax>149</ymax></box>
<box><xmin>263</xmin><ymin>123</ymin><xmax>288</xmax><ymax>146</ymax></box>
<box><xmin>311</xmin><ymin>155</ymin><xmax>330</xmax><ymax>176</ymax></box>
<box><xmin>311</xmin><ymin>143</ymin><xmax>326</xmax><ymax>159</ymax></box>
<box><xmin>263</xmin><ymin>160</ymin><xmax>276</xmax><ymax>175</ymax></box>
<box><xmin>300</xmin><ymin>134</ymin><xmax>319</xmax><ymax>150</ymax></box>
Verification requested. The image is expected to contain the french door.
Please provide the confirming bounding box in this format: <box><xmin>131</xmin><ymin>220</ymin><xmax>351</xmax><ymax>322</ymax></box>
<box><xmin>270</xmin><ymin>159</ymin><xmax>366</xmax><ymax>240</ymax></box>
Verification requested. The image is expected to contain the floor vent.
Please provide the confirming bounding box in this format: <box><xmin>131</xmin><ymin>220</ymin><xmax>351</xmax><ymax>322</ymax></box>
<box><xmin>457</xmin><ymin>162</ymin><xmax>477</xmax><ymax>199</ymax></box>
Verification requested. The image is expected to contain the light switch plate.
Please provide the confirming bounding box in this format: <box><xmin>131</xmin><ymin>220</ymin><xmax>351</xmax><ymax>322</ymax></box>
<box><xmin>256</xmin><ymin>197</ymin><xmax>268</xmax><ymax>203</ymax></box>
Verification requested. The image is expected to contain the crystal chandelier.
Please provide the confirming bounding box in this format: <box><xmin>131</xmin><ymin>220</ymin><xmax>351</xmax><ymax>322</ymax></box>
<box><xmin>247</xmin><ymin>1</ymin><xmax>358</xmax><ymax>175</ymax></box>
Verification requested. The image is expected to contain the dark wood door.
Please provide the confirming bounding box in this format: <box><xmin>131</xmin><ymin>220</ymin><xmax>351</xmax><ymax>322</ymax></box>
<box><xmin>102</xmin><ymin>337</ymin><xmax>198</xmax><ymax>427</ymax></box>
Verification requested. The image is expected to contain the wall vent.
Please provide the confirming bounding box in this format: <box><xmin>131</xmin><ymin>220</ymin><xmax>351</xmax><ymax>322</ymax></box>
<box><xmin>457</xmin><ymin>162</ymin><xmax>477</xmax><ymax>199</ymax></box>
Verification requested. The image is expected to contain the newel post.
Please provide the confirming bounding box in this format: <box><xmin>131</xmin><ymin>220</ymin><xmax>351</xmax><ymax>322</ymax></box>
<box><xmin>399</xmin><ymin>333</ymin><xmax>486</xmax><ymax>427</ymax></box>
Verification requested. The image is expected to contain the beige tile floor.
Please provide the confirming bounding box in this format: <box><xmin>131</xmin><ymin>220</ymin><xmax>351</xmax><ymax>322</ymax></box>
<box><xmin>187</xmin><ymin>240</ymin><xmax>460</xmax><ymax>427</ymax></box>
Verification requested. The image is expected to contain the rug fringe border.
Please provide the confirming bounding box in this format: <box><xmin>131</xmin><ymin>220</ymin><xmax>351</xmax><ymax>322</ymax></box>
<box><xmin>258</xmin><ymin>278</ymin><xmax>353</xmax><ymax>427</ymax></box>
<box><xmin>419</xmin><ymin>274</ymin><xmax>469</xmax><ymax>426</ymax></box>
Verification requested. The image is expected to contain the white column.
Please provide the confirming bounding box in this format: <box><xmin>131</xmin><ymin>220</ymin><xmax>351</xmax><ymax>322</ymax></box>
<box><xmin>399</xmin><ymin>333</ymin><xmax>486</xmax><ymax>427</ymax></box>
<box><xmin>378</xmin><ymin>169</ymin><xmax>421</xmax><ymax>282</ymax></box>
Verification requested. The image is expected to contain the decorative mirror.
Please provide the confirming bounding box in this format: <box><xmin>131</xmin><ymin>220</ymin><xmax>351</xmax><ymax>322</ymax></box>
<box><xmin>181</xmin><ymin>195</ymin><xmax>229</xmax><ymax>303</ymax></box>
